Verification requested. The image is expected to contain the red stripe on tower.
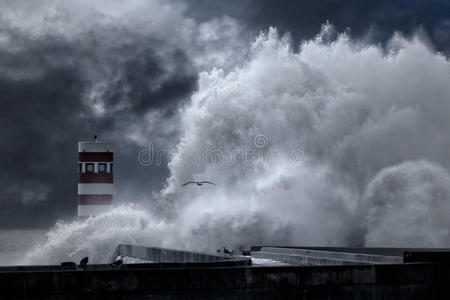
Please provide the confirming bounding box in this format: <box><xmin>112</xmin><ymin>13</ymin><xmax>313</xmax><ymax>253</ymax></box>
<box><xmin>78</xmin><ymin>194</ymin><xmax>113</xmax><ymax>205</ymax></box>
<box><xmin>78</xmin><ymin>139</ymin><xmax>114</xmax><ymax>220</ymax></box>
<box><xmin>78</xmin><ymin>173</ymin><xmax>114</xmax><ymax>183</ymax></box>
<box><xmin>79</xmin><ymin>152</ymin><xmax>114</xmax><ymax>162</ymax></box>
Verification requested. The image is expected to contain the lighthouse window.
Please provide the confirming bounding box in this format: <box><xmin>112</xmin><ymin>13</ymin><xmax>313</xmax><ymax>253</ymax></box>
<box><xmin>78</xmin><ymin>163</ymin><xmax>82</xmax><ymax>173</ymax></box>
<box><xmin>110</xmin><ymin>163</ymin><xmax>113</xmax><ymax>173</ymax></box>
<box><xmin>86</xmin><ymin>163</ymin><xmax>94</xmax><ymax>173</ymax></box>
<box><xmin>98</xmin><ymin>163</ymin><xmax>106</xmax><ymax>173</ymax></box>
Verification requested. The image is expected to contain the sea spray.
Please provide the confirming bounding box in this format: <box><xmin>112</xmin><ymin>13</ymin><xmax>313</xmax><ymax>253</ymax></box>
<box><xmin>364</xmin><ymin>161</ymin><xmax>450</xmax><ymax>247</ymax></box>
<box><xmin>24</xmin><ymin>205</ymin><xmax>173</xmax><ymax>264</ymax></box>
<box><xmin>163</xmin><ymin>25</ymin><xmax>450</xmax><ymax>247</ymax></box>
<box><xmin>24</xmin><ymin>25</ymin><xmax>450</xmax><ymax>264</ymax></box>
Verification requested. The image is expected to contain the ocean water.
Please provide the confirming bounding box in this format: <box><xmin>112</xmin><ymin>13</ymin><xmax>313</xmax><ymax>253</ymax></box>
<box><xmin>0</xmin><ymin>229</ymin><xmax>47</xmax><ymax>265</ymax></box>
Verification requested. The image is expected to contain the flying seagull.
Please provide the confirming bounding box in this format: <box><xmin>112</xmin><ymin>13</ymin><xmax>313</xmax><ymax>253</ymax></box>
<box><xmin>182</xmin><ymin>181</ymin><xmax>216</xmax><ymax>186</ymax></box>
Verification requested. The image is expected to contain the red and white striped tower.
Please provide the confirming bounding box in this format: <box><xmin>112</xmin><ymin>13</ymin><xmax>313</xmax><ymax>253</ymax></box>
<box><xmin>78</xmin><ymin>138</ymin><xmax>114</xmax><ymax>220</ymax></box>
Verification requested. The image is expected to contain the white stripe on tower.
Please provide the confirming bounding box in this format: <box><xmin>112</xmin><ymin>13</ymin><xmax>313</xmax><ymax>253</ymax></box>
<box><xmin>78</xmin><ymin>184</ymin><xmax>114</xmax><ymax>195</ymax></box>
<box><xmin>78</xmin><ymin>140</ymin><xmax>114</xmax><ymax>220</ymax></box>
<box><xmin>78</xmin><ymin>205</ymin><xmax>113</xmax><ymax>216</ymax></box>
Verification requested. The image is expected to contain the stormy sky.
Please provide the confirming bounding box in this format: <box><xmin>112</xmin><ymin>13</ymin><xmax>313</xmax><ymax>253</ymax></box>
<box><xmin>0</xmin><ymin>0</ymin><xmax>449</xmax><ymax>229</ymax></box>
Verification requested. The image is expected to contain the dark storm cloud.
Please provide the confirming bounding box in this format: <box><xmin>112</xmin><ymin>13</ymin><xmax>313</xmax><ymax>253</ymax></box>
<box><xmin>120</xmin><ymin>49</ymin><xmax>195</xmax><ymax>113</ymax></box>
<box><xmin>186</xmin><ymin>0</ymin><xmax>450</xmax><ymax>53</ymax></box>
<box><xmin>0</xmin><ymin>15</ymin><xmax>197</xmax><ymax>228</ymax></box>
<box><xmin>1</xmin><ymin>0</ymin><xmax>449</xmax><ymax>229</ymax></box>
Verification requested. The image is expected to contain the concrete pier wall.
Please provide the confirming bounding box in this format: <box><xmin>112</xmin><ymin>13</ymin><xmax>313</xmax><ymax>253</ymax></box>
<box><xmin>114</xmin><ymin>244</ymin><xmax>227</xmax><ymax>262</ymax></box>
<box><xmin>2</xmin><ymin>246</ymin><xmax>450</xmax><ymax>299</ymax></box>
<box><xmin>112</xmin><ymin>244</ymin><xmax>251</xmax><ymax>267</ymax></box>
<box><xmin>0</xmin><ymin>262</ymin><xmax>433</xmax><ymax>299</ymax></box>
<box><xmin>252</xmin><ymin>247</ymin><xmax>403</xmax><ymax>265</ymax></box>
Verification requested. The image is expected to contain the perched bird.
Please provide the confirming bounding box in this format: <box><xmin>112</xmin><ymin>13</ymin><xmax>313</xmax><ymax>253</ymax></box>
<box><xmin>94</xmin><ymin>135</ymin><xmax>98</xmax><ymax>143</ymax></box>
<box><xmin>223</xmin><ymin>247</ymin><xmax>232</xmax><ymax>255</ymax></box>
<box><xmin>79</xmin><ymin>257</ymin><xmax>88</xmax><ymax>269</ymax></box>
<box><xmin>216</xmin><ymin>248</ymin><xmax>221</xmax><ymax>254</ymax></box>
<box><xmin>182</xmin><ymin>181</ymin><xmax>216</xmax><ymax>186</ymax></box>
<box><xmin>112</xmin><ymin>259</ymin><xmax>123</xmax><ymax>266</ymax></box>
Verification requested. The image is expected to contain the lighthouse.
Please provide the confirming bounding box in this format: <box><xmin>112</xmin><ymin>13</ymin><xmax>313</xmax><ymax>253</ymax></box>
<box><xmin>77</xmin><ymin>137</ymin><xmax>114</xmax><ymax>220</ymax></box>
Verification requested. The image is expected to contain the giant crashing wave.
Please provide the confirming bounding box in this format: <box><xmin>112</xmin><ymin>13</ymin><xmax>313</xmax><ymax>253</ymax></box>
<box><xmin>25</xmin><ymin>24</ymin><xmax>450</xmax><ymax>265</ymax></box>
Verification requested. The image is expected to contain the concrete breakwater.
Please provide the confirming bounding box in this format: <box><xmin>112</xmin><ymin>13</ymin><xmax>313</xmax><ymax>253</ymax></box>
<box><xmin>0</xmin><ymin>245</ymin><xmax>449</xmax><ymax>299</ymax></box>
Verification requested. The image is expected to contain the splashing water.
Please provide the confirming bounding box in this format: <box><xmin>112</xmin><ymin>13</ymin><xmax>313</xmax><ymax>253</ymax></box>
<box><xmin>364</xmin><ymin>161</ymin><xmax>450</xmax><ymax>247</ymax></box>
<box><xmin>24</xmin><ymin>205</ymin><xmax>173</xmax><ymax>264</ymax></box>
<box><xmin>25</xmin><ymin>24</ymin><xmax>450</xmax><ymax>264</ymax></box>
